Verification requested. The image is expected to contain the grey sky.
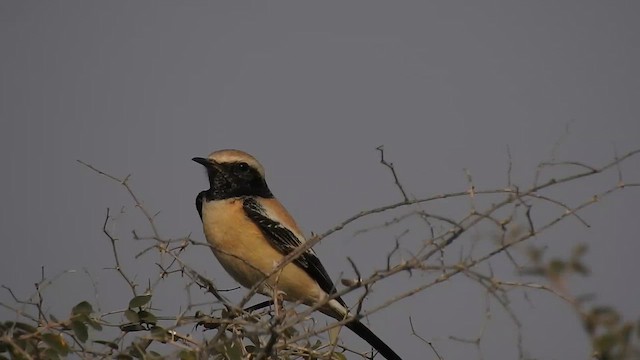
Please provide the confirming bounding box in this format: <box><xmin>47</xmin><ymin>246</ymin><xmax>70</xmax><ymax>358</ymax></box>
<box><xmin>1</xmin><ymin>2</ymin><xmax>639</xmax><ymax>359</ymax></box>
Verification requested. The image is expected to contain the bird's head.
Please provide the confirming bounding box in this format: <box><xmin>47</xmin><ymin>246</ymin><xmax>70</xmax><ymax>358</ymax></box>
<box><xmin>192</xmin><ymin>149</ymin><xmax>272</xmax><ymax>198</ymax></box>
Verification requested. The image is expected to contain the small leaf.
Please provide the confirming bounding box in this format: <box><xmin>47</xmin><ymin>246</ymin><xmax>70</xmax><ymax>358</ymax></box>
<box><xmin>6</xmin><ymin>321</ymin><xmax>38</xmax><ymax>334</ymax></box>
<box><xmin>119</xmin><ymin>323</ymin><xmax>145</xmax><ymax>332</ymax></box>
<box><xmin>571</xmin><ymin>261</ymin><xmax>590</xmax><ymax>276</ymax></box>
<box><xmin>147</xmin><ymin>351</ymin><xmax>163</xmax><ymax>360</ymax></box>
<box><xmin>246</xmin><ymin>332</ymin><xmax>261</xmax><ymax>347</ymax></box>
<box><xmin>225</xmin><ymin>341</ymin><xmax>243</xmax><ymax>360</ymax></box>
<box><xmin>115</xmin><ymin>354</ymin><xmax>134</xmax><ymax>360</ymax></box>
<box><xmin>592</xmin><ymin>306</ymin><xmax>621</xmax><ymax>327</ymax></box>
<box><xmin>620</xmin><ymin>322</ymin><xmax>633</xmax><ymax>343</ymax></box>
<box><xmin>150</xmin><ymin>326</ymin><xmax>168</xmax><ymax>342</ymax></box>
<box><xmin>526</xmin><ymin>246</ymin><xmax>545</xmax><ymax>263</ymax></box>
<box><xmin>21</xmin><ymin>337</ymin><xmax>38</xmax><ymax>354</ymax></box>
<box><xmin>94</xmin><ymin>340</ymin><xmax>119</xmax><ymax>350</ymax></box>
<box><xmin>71</xmin><ymin>320</ymin><xmax>89</xmax><ymax>343</ymax></box>
<box><xmin>583</xmin><ymin>313</ymin><xmax>596</xmax><ymax>335</ymax></box>
<box><xmin>42</xmin><ymin>333</ymin><xmax>70</xmax><ymax>355</ymax></box>
<box><xmin>196</xmin><ymin>314</ymin><xmax>220</xmax><ymax>330</ymax></box>
<box><xmin>593</xmin><ymin>333</ymin><xmax>617</xmax><ymax>353</ymax></box>
<box><xmin>282</xmin><ymin>325</ymin><xmax>298</xmax><ymax>338</ymax></box>
<box><xmin>329</xmin><ymin>326</ymin><xmax>341</xmax><ymax>346</ymax></box>
<box><xmin>128</xmin><ymin>344</ymin><xmax>145</xmax><ymax>358</ymax></box>
<box><xmin>42</xmin><ymin>347</ymin><xmax>61</xmax><ymax>360</ymax></box>
<box><xmin>128</xmin><ymin>294</ymin><xmax>152</xmax><ymax>309</ymax></box>
<box><xmin>72</xmin><ymin>301</ymin><xmax>94</xmax><ymax>316</ymax></box>
<box><xmin>87</xmin><ymin>318</ymin><xmax>103</xmax><ymax>331</ymax></box>
<box><xmin>179</xmin><ymin>350</ymin><xmax>197</xmax><ymax>360</ymax></box>
<box><xmin>138</xmin><ymin>310</ymin><xmax>157</xmax><ymax>325</ymax></box>
<box><xmin>124</xmin><ymin>309</ymin><xmax>139</xmax><ymax>323</ymax></box>
<box><xmin>572</xmin><ymin>243</ymin><xmax>588</xmax><ymax>257</ymax></box>
<box><xmin>332</xmin><ymin>352</ymin><xmax>347</xmax><ymax>360</ymax></box>
<box><xmin>548</xmin><ymin>259</ymin><xmax>566</xmax><ymax>276</ymax></box>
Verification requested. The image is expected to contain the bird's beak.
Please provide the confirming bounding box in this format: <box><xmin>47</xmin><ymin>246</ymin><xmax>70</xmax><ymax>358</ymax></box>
<box><xmin>192</xmin><ymin>157</ymin><xmax>216</xmax><ymax>169</ymax></box>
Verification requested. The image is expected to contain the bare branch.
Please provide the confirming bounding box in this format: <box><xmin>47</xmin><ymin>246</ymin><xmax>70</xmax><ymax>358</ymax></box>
<box><xmin>376</xmin><ymin>145</ymin><xmax>409</xmax><ymax>201</ymax></box>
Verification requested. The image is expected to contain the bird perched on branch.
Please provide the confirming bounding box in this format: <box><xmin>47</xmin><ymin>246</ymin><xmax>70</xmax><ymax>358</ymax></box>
<box><xmin>193</xmin><ymin>149</ymin><xmax>402</xmax><ymax>360</ymax></box>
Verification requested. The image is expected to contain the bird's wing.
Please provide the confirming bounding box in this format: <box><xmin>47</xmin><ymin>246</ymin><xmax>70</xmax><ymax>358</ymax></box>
<box><xmin>195</xmin><ymin>191</ymin><xmax>206</xmax><ymax>219</ymax></box>
<box><xmin>242</xmin><ymin>197</ymin><xmax>345</xmax><ymax>307</ymax></box>
<box><xmin>244</xmin><ymin>198</ymin><xmax>401</xmax><ymax>359</ymax></box>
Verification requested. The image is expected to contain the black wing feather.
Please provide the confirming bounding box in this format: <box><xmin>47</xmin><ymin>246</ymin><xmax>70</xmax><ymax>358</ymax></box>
<box><xmin>242</xmin><ymin>198</ymin><xmax>345</xmax><ymax>307</ymax></box>
<box><xmin>196</xmin><ymin>191</ymin><xmax>206</xmax><ymax>219</ymax></box>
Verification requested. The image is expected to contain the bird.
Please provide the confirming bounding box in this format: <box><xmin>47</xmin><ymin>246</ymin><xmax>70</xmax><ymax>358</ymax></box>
<box><xmin>193</xmin><ymin>149</ymin><xmax>402</xmax><ymax>360</ymax></box>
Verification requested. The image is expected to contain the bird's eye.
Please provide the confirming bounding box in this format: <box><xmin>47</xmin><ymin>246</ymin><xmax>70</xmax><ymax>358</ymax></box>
<box><xmin>235</xmin><ymin>162</ymin><xmax>251</xmax><ymax>173</ymax></box>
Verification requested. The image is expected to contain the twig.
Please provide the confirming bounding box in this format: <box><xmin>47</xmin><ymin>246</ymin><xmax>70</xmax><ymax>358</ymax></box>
<box><xmin>409</xmin><ymin>317</ymin><xmax>443</xmax><ymax>360</ymax></box>
<box><xmin>376</xmin><ymin>145</ymin><xmax>409</xmax><ymax>201</ymax></box>
<box><xmin>102</xmin><ymin>208</ymin><xmax>138</xmax><ymax>296</ymax></box>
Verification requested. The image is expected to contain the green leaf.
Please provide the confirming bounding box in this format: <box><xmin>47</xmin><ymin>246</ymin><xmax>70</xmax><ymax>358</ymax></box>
<box><xmin>21</xmin><ymin>337</ymin><xmax>38</xmax><ymax>355</ymax></box>
<box><xmin>150</xmin><ymin>326</ymin><xmax>168</xmax><ymax>342</ymax></box>
<box><xmin>282</xmin><ymin>325</ymin><xmax>298</xmax><ymax>338</ymax></box>
<box><xmin>72</xmin><ymin>301</ymin><xmax>94</xmax><ymax>316</ymax></box>
<box><xmin>620</xmin><ymin>323</ymin><xmax>633</xmax><ymax>343</ymax></box>
<box><xmin>42</xmin><ymin>347</ymin><xmax>61</xmax><ymax>360</ymax></box>
<box><xmin>196</xmin><ymin>314</ymin><xmax>220</xmax><ymax>330</ymax></box>
<box><xmin>94</xmin><ymin>340</ymin><xmax>119</xmax><ymax>350</ymax></box>
<box><xmin>115</xmin><ymin>354</ymin><xmax>134</xmax><ymax>360</ymax></box>
<box><xmin>179</xmin><ymin>350</ymin><xmax>197</xmax><ymax>360</ymax></box>
<box><xmin>548</xmin><ymin>259</ymin><xmax>566</xmax><ymax>276</ymax></box>
<box><xmin>246</xmin><ymin>333</ymin><xmax>261</xmax><ymax>347</ymax></box>
<box><xmin>138</xmin><ymin>310</ymin><xmax>157</xmax><ymax>325</ymax></box>
<box><xmin>42</xmin><ymin>333</ymin><xmax>70</xmax><ymax>355</ymax></box>
<box><xmin>592</xmin><ymin>306</ymin><xmax>621</xmax><ymax>327</ymax></box>
<box><xmin>5</xmin><ymin>321</ymin><xmax>37</xmax><ymax>334</ymax></box>
<box><xmin>128</xmin><ymin>344</ymin><xmax>144</xmax><ymax>359</ymax></box>
<box><xmin>526</xmin><ymin>246</ymin><xmax>545</xmax><ymax>263</ymax></box>
<box><xmin>120</xmin><ymin>323</ymin><xmax>145</xmax><ymax>332</ymax></box>
<box><xmin>225</xmin><ymin>341</ymin><xmax>243</xmax><ymax>360</ymax></box>
<box><xmin>128</xmin><ymin>294</ymin><xmax>152</xmax><ymax>309</ymax></box>
<box><xmin>594</xmin><ymin>333</ymin><xmax>617</xmax><ymax>353</ymax></box>
<box><xmin>124</xmin><ymin>309</ymin><xmax>140</xmax><ymax>323</ymax></box>
<box><xmin>570</xmin><ymin>260</ymin><xmax>590</xmax><ymax>276</ymax></box>
<box><xmin>583</xmin><ymin>313</ymin><xmax>596</xmax><ymax>335</ymax></box>
<box><xmin>147</xmin><ymin>351</ymin><xmax>163</xmax><ymax>360</ymax></box>
<box><xmin>329</xmin><ymin>326</ymin><xmax>341</xmax><ymax>346</ymax></box>
<box><xmin>572</xmin><ymin>243</ymin><xmax>588</xmax><ymax>257</ymax></box>
<box><xmin>87</xmin><ymin>318</ymin><xmax>103</xmax><ymax>331</ymax></box>
<box><xmin>71</xmin><ymin>320</ymin><xmax>89</xmax><ymax>343</ymax></box>
<box><xmin>332</xmin><ymin>352</ymin><xmax>347</xmax><ymax>360</ymax></box>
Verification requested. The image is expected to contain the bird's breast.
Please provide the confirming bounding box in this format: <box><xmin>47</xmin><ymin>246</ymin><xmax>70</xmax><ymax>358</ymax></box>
<box><xmin>200</xmin><ymin>198</ymin><xmax>324</xmax><ymax>303</ymax></box>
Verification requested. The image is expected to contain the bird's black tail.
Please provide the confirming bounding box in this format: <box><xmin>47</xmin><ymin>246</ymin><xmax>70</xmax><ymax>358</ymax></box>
<box><xmin>345</xmin><ymin>319</ymin><xmax>403</xmax><ymax>360</ymax></box>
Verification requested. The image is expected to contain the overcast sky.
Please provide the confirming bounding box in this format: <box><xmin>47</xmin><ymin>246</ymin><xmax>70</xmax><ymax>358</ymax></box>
<box><xmin>1</xmin><ymin>2</ymin><xmax>639</xmax><ymax>359</ymax></box>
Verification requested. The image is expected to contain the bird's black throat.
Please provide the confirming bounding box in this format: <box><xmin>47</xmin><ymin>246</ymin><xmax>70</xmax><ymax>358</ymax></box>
<box><xmin>195</xmin><ymin>162</ymin><xmax>273</xmax><ymax>219</ymax></box>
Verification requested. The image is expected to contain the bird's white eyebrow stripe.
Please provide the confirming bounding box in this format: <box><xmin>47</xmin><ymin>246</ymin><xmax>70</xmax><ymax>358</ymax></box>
<box><xmin>208</xmin><ymin>149</ymin><xmax>266</xmax><ymax>177</ymax></box>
